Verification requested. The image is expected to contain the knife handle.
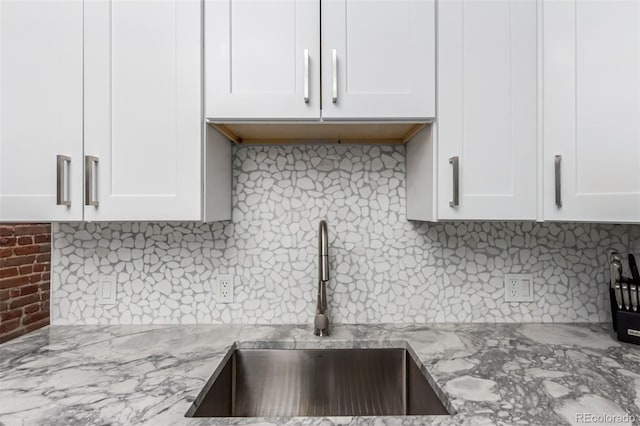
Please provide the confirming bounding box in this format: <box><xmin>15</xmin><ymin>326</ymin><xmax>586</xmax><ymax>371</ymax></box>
<box><xmin>615</xmin><ymin>283</ymin><xmax>623</xmax><ymax>310</ymax></box>
<box><xmin>630</xmin><ymin>284</ymin><xmax>638</xmax><ymax>312</ymax></box>
<box><xmin>622</xmin><ymin>281</ymin><xmax>630</xmax><ymax>310</ymax></box>
<box><xmin>609</xmin><ymin>250</ymin><xmax>619</xmax><ymax>288</ymax></box>
<box><xmin>613</xmin><ymin>259</ymin><xmax>624</xmax><ymax>285</ymax></box>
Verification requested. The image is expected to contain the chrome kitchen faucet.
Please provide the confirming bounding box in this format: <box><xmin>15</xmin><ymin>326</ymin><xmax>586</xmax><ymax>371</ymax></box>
<box><xmin>314</xmin><ymin>220</ymin><xmax>330</xmax><ymax>336</ymax></box>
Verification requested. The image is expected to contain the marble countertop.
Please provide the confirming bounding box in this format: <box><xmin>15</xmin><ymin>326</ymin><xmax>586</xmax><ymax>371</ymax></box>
<box><xmin>0</xmin><ymin>323</ymin><xmax>639</xmax><ymax>425</ymax></box>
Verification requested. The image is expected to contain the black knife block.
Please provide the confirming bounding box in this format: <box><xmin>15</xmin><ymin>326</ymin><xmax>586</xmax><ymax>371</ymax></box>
<box><xmin>611</xmin><ymin>288</ymin><xmax>640</xmax><ymax>345</ymax></box>
<box><xmin>615</xmin><ymin>311</ymin><xmax>640</xmax><ymax>345</ymax></box>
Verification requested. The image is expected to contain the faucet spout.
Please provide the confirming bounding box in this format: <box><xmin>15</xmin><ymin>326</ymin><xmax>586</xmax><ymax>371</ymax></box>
<box><xmin>315</xmin><ymin>220</ymin><xmax>330</xmax><ymax>336</ymax></box>
<box><xmin>318</xmin><ymin>220</ymin><xmax>329</xmax><ymax>282</ymax></box>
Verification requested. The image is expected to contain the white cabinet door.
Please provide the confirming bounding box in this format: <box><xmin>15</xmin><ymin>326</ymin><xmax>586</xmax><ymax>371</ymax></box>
<box><xmin>437</xmin><ymin>0</ymin><xmax>537</xmax><ymax>220</ymax></box>
<box><xmin>0</xmin><ymin>0</ymin><xmax>83</xmax><ymax>222</ymax></box>
<box><xmin>543</xmin><ymin>0</ymin><xmax>640</xmax><ymax>223</ymax></box>
<box><xmin>321</xmin><ymin>0</ymin><xmax>435</xmax><ymax>120</ymax></box>
<box><xmin>205</xmin><ymin>0</ymin><xmax>320</xmax><ymax>120</ymax></box>
<box><xmin>84</xmin><ymin>0</ymin><xmax>201</xmax><ymax>221</ymax></box>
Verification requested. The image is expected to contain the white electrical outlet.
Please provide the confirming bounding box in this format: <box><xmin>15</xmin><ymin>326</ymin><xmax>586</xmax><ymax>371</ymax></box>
<box><xmin>504</xmin><ymin>274</ymin><xmax>534</xmax><ymax>302</ymax></box>
<box><xmin>217</xmin><ymin>274</ymin><xmax>234</xmax><ymax>303</ymax></box>
<box><xmin>97</xmin><ymin>275</ymin><xmax>117</xmax><ymax>305</ymax></box>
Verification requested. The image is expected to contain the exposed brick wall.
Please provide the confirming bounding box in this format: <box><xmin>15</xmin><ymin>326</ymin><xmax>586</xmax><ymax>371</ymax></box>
<box><xmin>0</xmin><ymin>224</ymin><xmax>51</xmax><ymax>344</ymax></box>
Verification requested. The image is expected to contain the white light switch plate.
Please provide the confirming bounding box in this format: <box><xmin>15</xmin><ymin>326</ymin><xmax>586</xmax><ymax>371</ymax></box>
<box><xmin>97</xmin><ymin>275</ymin><xmax>117</xmax><ymax>305</ymax></box>
<box><xmin>504</xmin><ymin>274</ymin><xmax>534</xmax><ymax>302</ymax></box>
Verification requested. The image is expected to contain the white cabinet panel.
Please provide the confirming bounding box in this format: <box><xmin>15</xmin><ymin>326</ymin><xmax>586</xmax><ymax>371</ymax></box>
<box><xmin>0</xmin><ymin>0</ymin><xmax>83</xmax><ymax>222</ymax></box>
<box><xmin>204</xmin><ymin>127</ymin><xmax>232</xmax><ymax>222</ymax></box>
<box><xmin>84</xmin><ymin>0</ymin><xmax>201</xmax><ymax>221</ymax></box>
<box><xmin>321</xmin><ymin>0</ymin><xmax>435</xmax><ymax>119</ymax></box>
<box><xmin>437</xmin><ymin>0</ymin><xmax>537</xmax><ymax>220</ymax></box>
<box><xmin>543</xmin><ymin>0</ymin><xmax>640</xmax><ymax>223</ymax></box>
<box><xmin>206</xmin><ymin>0</ymin><xmax>320</xmax><ymax>119</ymax></box>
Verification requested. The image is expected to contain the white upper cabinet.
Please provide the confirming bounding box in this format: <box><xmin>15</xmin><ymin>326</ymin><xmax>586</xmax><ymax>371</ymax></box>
<box><xmin>543</xmin><ymin>0</ymin><xmax>640</xmax><ymax>223</ymax></box>
<box><xmin>0</xmin><ymin>0</ymin><xmax>84</xmax><ymax>222</ymax></box>
<box><xmin>205</xmin><ymin>0</ymin><xmax>434</xmax><ymax>121</ymax></box>
<box><xmin>205</xmin><ymin>0</ymin><xmax>321</xmax><ymax>120</ymax></box>
<box><xmin>321</xmin><ymin>0</ymin><xmax>435</xmax><ymax>120</ymax></box>
<box><xmin>84</xmin><ymin>0</ymin><xmax>202</xmax><ymax>221</ymax></box>
<box><xmin>435</xmin><ymin>0</ymin><xmax>537</xmax><ymax>220</ymax></box>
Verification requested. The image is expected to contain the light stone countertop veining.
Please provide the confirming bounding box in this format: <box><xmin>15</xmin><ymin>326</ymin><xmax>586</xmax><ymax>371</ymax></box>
<box><xmin>0</xmin><ymin>323</ymin><xmax>639</xmax><ymax>425</ymax></box>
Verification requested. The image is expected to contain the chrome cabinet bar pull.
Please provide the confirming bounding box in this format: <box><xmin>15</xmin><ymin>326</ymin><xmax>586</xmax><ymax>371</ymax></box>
<box><xmin>84</xmin><ymin>155</ymin><xmax>99</xmax><ymax>207</ymax></box>
<box><xmin>449</xmin><ymin>156</ymin><xmax>460</xmax><ymax>207</ymax></box>
<box><xmin>554</xmin><ymin>155</ymin><xmax>562</xmax><ymax>208</ymax></box>
<box><xmin>56</xmin><ymin>155</ymin><xmax>71</xmax><ymax>206</ymax></box>
<box><xmin>449</xmin><ymin>156</ymin><xmax>459</xmax><ymax>208</ymax></box>
<box><xmin>304</xmin><ymin>49</ymin><xmax>310</xmax><ymax>103</ymax></box>
<box><xmin>332</xmin><ymin>49</ymin><xmax>337</xmax><ymax>103</ymax></box>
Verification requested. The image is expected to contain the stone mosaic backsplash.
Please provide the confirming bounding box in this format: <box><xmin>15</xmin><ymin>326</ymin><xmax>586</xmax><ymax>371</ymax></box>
<box><xmin>51</xmin><ymin>145</ymin><xmax>634</xmax><ymax>325</ymax></box>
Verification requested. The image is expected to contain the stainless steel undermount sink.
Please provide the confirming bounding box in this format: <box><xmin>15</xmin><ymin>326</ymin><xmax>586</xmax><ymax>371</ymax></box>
<box><xmin>186</xmin><ymin>348</ymin><xmax>450</xmax><ymax>418</ymax></box>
